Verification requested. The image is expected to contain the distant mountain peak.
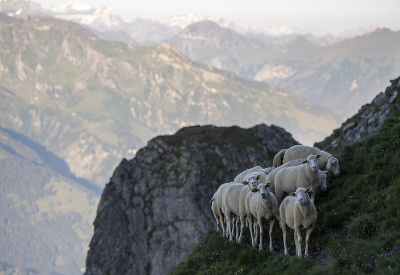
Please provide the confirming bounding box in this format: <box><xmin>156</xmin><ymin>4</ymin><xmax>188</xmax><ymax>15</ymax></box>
<box><xmin>50</xmin><ymin>1</ymin><xmax>93</xmax><ymax>13</ymax></box>
<box><xmin>162</xmin><ymin>12</ymin><xmax>217</xmax><ymax>28</ymax></box>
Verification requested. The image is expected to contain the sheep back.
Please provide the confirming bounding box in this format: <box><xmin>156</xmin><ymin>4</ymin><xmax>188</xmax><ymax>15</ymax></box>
<box><xmin>283</xmin><ymin>145</ymin><xmax>331</xmax><ymax>170</ymax></box>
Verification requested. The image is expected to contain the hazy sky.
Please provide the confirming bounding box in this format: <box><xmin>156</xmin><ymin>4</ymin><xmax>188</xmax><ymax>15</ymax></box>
<box><xmin>34</xmin><ymin>0</ymin><xmax>400</xmax><ymax>34</ymax></box>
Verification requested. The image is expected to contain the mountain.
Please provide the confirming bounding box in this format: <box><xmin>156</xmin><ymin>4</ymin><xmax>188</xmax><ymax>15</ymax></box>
<box><xmin>85</xmin><ymin>77</ymin><xmax>400</xmax><ymax>275</ymax></box>
<box><xmin>85</xmin><ymin>123</ymin><xmax>299</xmax><ymax>274</ymax></box>
<box><xmin>0</xmin><ymin>1</ymin><xmax>379</xmax><ymax>47</ymax></box>
<box><xmin>166</xmin><ymin>21</ymin><xmax>400</xmax><ymax>117</ymax></box>
<box><xmin>0</xmin><ymin>13</ymin><xmax>339</xmax><ymax>186</ymax></box>
<box><xmin>0</xmin><ymin>126</ymin><xmax>99</xmax><ymax>274</ymax></box>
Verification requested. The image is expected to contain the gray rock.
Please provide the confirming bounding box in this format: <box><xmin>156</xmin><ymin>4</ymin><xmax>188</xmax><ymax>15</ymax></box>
<box><xmin>390</xmin><ymin>91</ymin><xmax>398</xmax><ymax>104</ymax></box>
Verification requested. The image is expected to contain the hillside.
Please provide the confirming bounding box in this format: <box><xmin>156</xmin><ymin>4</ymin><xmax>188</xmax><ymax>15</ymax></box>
<box><xmin>168</xmin><ymin>78</ymin><xmax>400</xmax><ymax>274</ymax></box>
<box><xmin>166</xmin><ymin>22</ymin><xmax>400</xmax><ymax>117</ymax></box>
<box><xmin>0</xmin><ymin>13</ymin><xmax>339</xmax><ymax>186</ymax></box>
<box><xmin>0</xmin><ymin>127</ymin><xmax>99</xmax><ymax>274</ymax></box>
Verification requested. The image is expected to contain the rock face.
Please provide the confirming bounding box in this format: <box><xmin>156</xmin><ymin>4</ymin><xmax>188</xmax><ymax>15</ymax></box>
<box><xmin>85</xmin><ymin>124</ymin><xmax>298</xmax><ymax>275</ymax></box>
<box><xmin>316</xmin><ymin>76</ymin><xmax>400</xmax><ymax>151</ymax></box>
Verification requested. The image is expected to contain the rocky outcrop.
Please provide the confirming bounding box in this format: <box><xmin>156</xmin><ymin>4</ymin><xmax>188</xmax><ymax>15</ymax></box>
<box><xmin>318</xmin><ymin>76</ymin><xmax>400</xmax><ymax>151</ymax></box>
<box><xmin>85</xmin><ymin>124</ymin><xmax>298</xmax><ymax>275</ymax></box>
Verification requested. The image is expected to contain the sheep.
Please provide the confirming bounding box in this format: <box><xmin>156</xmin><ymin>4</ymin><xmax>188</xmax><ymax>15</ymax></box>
<box><xmin>273</xmin><ymin>149</ymin><xmax>287</xmax><ymax>167</ymax></box>
<box><xmin>280</xmin><ymin>187</ymin><xmax>317</xmax><ymax>257</ymax></box>
<box><xmin>274</xmin><ymin>154</ymin><xmax>321</xmax><ymax>203</ymax></box>
<box><xmin>210</xmin><ymin>182</ymin><xmax>231</xmax><ymax>237</ymax></box>
<box><xmin>266</xmin><ymin>158</ymin><xmax>306</xmax><ymax>193</ymax></box>
<box><xmin>221</xmin><ymin>174</ymin><xmax>260</xmax><ymax>243</ymax></box>
<box><xmin>245</xmin><ymin>183</ymin><xmax>279</xmax><ymax>251</ymax></box>
<box><xmin>282</xmin><ymin>145</ymin><xmax>340</xmax><ymax>176</ymax></box>
<box><xmin>234</xmin><ymin>166</ymin><xmax>275</xmax><ymax>183</ymax></box>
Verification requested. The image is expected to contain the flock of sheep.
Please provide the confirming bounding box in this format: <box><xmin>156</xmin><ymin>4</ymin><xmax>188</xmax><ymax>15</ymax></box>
<box><xmin>210</xmin><ymin>144</ymin><xmax>340</xmax><ymax>257</ymax></box>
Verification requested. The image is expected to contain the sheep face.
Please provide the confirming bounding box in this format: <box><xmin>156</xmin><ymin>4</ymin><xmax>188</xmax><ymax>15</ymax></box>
<box><xmin>319</xmin><ymin>171</ymin><xmax>328</xmax><ymax>191</ymax></box>
<box><xmin>326</xmin><ymin>157</ymin><xmax>340</xmax><ymax>176</ymax></box>
<box><xmin>257</xmin><ymin>183</ymin><xmax>271</xmax><ymax>199</ymax></box>
<box><xmin>302</xmin><ymin>154</ymin><xmax>320</xmax><ymax>172</ymax></box>
<box><xmin>242</xmin><ymin>174</ymin><xmax>260</xmax><ymax>192</ymax></box>
<box><xmin>289</xmin><ymin>187</ymin><xmax>312</xmax><ymax>205</ymax></box>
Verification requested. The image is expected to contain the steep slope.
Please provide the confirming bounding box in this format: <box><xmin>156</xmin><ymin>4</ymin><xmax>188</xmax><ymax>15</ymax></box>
<box><xmin>0</xmin><ymin>13</ymin><xmax>339</xmax><ymax>185</ymax></box>
<box><xmin>166</xmin><ymin>22</ymin><xmax>400</xmax><ymax>117</ymax></box>
<box><xmin>0</xmin><ymin>127</ymin><xmax>99</xmax><ymax>274</ymax></box>
<box><xmin>85</xmin><ymin>124</ymin><xmax>299</xmax><ymax>275</ymax></box>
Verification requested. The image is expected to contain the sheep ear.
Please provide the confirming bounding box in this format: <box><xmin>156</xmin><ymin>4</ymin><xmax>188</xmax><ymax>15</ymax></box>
<box><xmin>242</xmin><ymin>181</ymin><xmax>248</xmax><ymax>185</ymax></box>
<box><xmin>257</xmin><ymin>175</ymin><xmax>261</xmax><ymax>180</ymax></box>
<box><xmin>306</xmin><ymin>187</ymin><xmax>313</xmax><ymax>193</ymax></box>
<box><xmin>316</xmin><ymin>154</ymin><xmax>322</xmax><ymax>159</ymax></box>
<box><xmin>302</xmin><ymin>159</ymin><xmax>308</xmax><ymax>164</ymax></box>
<box><xmin>289</xmin><ymin>192</ymin><xmax>296</xmax><ymax>197</ymax></box>
<box><xmin>266</xmin><ymin>182</ymin><xmax>271</xmax><ymax>188</ymax></box>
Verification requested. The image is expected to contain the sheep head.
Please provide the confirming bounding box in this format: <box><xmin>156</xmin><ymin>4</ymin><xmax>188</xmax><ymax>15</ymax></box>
<box><xmin>301</xmin><ymin>154</ymin><xmax>320</xmax><ymax>172</ymax></box>
<box><xmin>326</xmin><ymin>157</ymin><xmax>340</xmax><ymax>176</ymax></box>
<box><xmin>257</xmin><ymin>183</ymin><xmax>272</xmax><ymax>199</ymax></box>
<box><xmin>289</xmin><ymin>187</ymin><xmax>313</xmax><ymax>205</ymax></box>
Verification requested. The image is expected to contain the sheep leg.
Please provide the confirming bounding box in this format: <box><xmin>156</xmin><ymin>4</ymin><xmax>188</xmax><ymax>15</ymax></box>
<box><xmin>305</xmin><ymin>225</ymin><xmax>314</xmax><ymax>257</ymax></box>
<box><xmin>212</xmin><ymin>209</ymin><xmax>220</xmax><ymax>232</ymax></box>
<box><xmin>218</xmin><ymin>211</ymin><xmax>225</xmax><ymax>236</ymax></box>
<box><xmin>254</xmin><ymin>221</ymin><xmax>259</xmax><ymax>245</ymax></box>
<box><xmin>230</xmin><ymin>216</ymin><xmax>236</xmax><ymax>239</ymax></box>
<box><xmin>258</xmin><ymin>217</ymin><xmax>264</xmax><ymax>251</ymax></box>
<box><xmin>295</xmin><ymin>227</ymin><xmax>303</xmax><ymax>257</ymax></box>
<box><xmin>225</xmin><ymin>210</ymin><xmax>234</xmax><ymax>241</ymax></box>
<box><xmin>238</xmin><ymin>215</ymin><xmax>246</xmax><ymax>243</ymax></box>
<box><xmin>268</xmin><ymin>218</ymin><xmax>275</xmax><ymax>252</ymax></box>
<box><xmin>294</xmin><ymin>230</ymin><xmax>299</xmax><ymax>256</ymax></box>
<box><xmin>235</xmin><ymin>217</ymin><xmax>240</xmax><ymax>242</ymax></box>
<box><xmin>282</xmin><ymin>223</ymin><xmax>288</xmax><ymax>255</ymax></box>
<box><xmin>247</xmin><ymin>214</ymin><xmax>255</xmax><ymax>247</ymax></box>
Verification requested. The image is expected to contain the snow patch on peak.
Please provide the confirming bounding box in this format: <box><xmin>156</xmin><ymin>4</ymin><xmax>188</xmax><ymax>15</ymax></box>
<box><xmin>50</xmin><ymin>2</ymin><xmax>93</xmax><ymax>13</ymax></box>
<box><xmin>162</xmin><ymin>12</ymin><xmax>216</xmax><ymax>28</ymax></box>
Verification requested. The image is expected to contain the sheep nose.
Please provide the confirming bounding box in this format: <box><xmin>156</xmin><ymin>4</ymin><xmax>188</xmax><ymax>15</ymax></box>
<box><xmin>261</xmin><ymin>193</ymin><xmax>266</xmax><ymax>199</ymax></box>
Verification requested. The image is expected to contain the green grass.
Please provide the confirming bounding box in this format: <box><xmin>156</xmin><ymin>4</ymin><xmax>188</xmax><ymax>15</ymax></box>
<box><xmin>169</xmin><ymin>116</ymin><xmax>400</xmax><ymax>275</ymax></box>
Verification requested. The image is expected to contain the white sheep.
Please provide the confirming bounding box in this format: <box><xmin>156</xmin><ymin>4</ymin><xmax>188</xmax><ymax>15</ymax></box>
<box><xmin>245</xmin><ymin>183</ymin><xmax>279</xmax><ymax>251</ymax></box>
<box><xmin>221</xmin><ymin>174</ymin><xmax>260</xmax><ymax>243</ymax></box>
<box><xmin>210</xmin><ymin>183</ymin><xmax>231</xmax><ymax>237</ymax></box>
<box><xmin>280</xmin><ymin>187</ymin><xmax>317</xmax><ymax>257</ymax></box>
<box><xmin>274</xmin><ymin>154</ymin><xmax>321</xmax><ymax>203</ymax></box>
<box><xmin>234</xmin><ymin>166</ymin><xmax>274</xmax><ymax>183</ymax></box>
<box><xmin>282</xmin><ymin>145</ymin><xmax>340</xmax><ymax>176</ymax></box>
<box><xmin>266</xmin><ymin>158</ymin><xmax>306</xmax><ymax>193</ymax></box>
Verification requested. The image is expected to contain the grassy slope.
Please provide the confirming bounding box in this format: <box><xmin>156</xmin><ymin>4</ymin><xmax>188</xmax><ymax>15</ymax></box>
<box><xmin>169</xmin><ymin>116</ymin><xmax>400</xmax><ymax>274</ymax></box>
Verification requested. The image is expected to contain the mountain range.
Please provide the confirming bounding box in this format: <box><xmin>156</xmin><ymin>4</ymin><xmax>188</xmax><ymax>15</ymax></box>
<box><xmin>166</xmin><ymin>21</ymin><xmax>400</xmax><ymax>117</ymax></box>
<box><xmin>0</xmin><ymin>0</ymin><xmax>380</xmax><ymax>46</ymax></box>
<box><xmin>2</xmin><ymin>1</ymin><xmax>398</xmax><ymax>119</ymax></box>
<box><xmin>0</xmin><ymin>13</ymin><xmax>339</xmax><ymax>185</ymax></box>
